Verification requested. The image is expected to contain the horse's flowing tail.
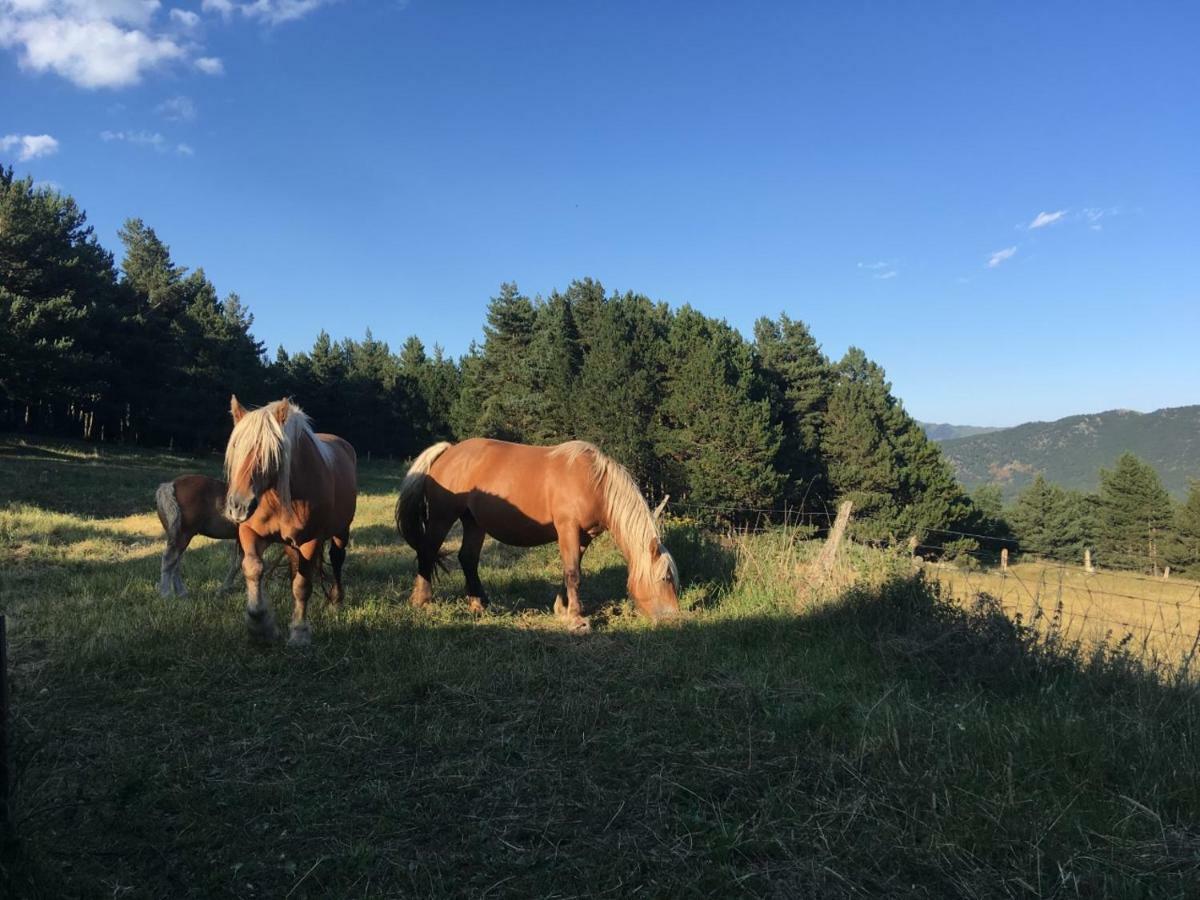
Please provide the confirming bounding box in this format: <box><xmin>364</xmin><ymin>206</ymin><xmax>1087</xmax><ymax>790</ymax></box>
<box><xmin>395</xmin><ymin>442</ymin><xmax>453</xmax><ymax>551</ymax></box>
<box><xmin>155</xmin><ymin>481</ymin><xmax>181</xmax><ymax>543</ymax></box>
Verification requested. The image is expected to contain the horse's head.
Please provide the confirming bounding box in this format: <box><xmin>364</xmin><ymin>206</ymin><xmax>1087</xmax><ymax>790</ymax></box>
<box><xmin>224</xmin><ymin>395</ymin><xmax>292</xmax><ymax>523</ymax></box>
<box><xmin>629</xmin><ymin>536</ymin><xmax>681</xmax><ymax>621</ymax></box>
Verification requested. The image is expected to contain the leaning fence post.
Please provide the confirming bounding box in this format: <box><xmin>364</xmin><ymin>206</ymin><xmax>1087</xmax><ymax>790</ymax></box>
<box><xmin>1084</xmin><ymin>548</ymin><xmax>1094</xmax><ymax>574</ymax></box>
<box><xmin>813</xmin><ymin>500</ymin><xmax>853</xmax><ymax>581</ymax></box>
<box><xmin>1000</xmin><ymin>548</ymin><xmax>1008</xmax><ymax>572</ymax></box>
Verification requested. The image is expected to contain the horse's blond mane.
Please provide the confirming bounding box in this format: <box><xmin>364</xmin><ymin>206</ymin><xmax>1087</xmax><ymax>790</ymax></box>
<box><xmin>549</xmin><ymin>440</ymin><xmax>678</xmax><ymax>592</ymax></box>
<box><xmin>224</xmin><ymin>399</ymin><xmax>329</xmax><ymax>510</ymax></box>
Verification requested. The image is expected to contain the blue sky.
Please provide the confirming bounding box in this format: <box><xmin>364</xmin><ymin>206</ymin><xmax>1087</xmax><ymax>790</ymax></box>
<box><xmin>2</xmin><ymin>1</ymin><xmax>1197</xmax><ymax>427</ymax></box>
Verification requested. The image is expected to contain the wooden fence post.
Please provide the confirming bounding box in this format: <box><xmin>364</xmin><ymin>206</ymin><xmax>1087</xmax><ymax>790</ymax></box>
<box><xmin>1084</xmin><ymin>548</ymin><xmax>1094</xmax><ymax>574</ymax></box>
<box><xmin>1164</xmin><ymin>566</ymin><xmax>1171</xmax><ymax>582</ymax></box>
<box><xmin>813</xmin><ymin>501</ymin><xmax>853</xmax><ymax>580</ymax></box>
<box><xmin>1000</xmin><ymin>548</ymin><xmax>1008</xmax><ymax>572</ymax></box>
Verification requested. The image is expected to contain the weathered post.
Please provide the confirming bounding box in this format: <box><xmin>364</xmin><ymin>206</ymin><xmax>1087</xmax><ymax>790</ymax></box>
<box><xmin>1164</xmin><ymin>566</ymin><xmax>1171</xmax><ymax>581</ymax></box>
<box><xmin>1084</xmin><ymin>548</ymin><xmax>1095</xmax><ymax>574</ymax></box>
<box><xmin>813</xmin><ymin>500</ymin><xmax>853</xmax><ymax>580</ymax></box>
<box><xmin>1000</xmin><ymin>548</ymin><xmax>1008</xmax><ymax>572</ymax></box>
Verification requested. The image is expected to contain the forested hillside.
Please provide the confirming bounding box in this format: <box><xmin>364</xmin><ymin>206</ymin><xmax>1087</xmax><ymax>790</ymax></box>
<box><xmin>0</xmin><ymin>167</ymin><xmax>989</xmax><ymax>545</ymax></box>
<box><xmin>920</xmin><ymin>422</ymin><xmax>1000</xmax><ymax>441</ymax></box>
<box><xmin>941</xmin><ymin>406</ymin><xmax>1200</xmax><ymax>500</ymax></box>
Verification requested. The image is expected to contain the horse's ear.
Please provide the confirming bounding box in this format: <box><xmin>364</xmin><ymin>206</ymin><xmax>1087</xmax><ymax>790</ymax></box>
<box><xmin>652</xmin><ymin>494</ymin><xmax>669</xmax><ymax>522</ymax></box>
<box><xmin>230</xmin><ymin>395</ymin><xmax>246</xmax><ymax>423</ymax></box>
<box><xmin>274</xmin><ymin>399</ymin><xmax>290</xmax><ymax>425</ymax></box>
<box><xmin>649</xmin><ymin>537</ymin><xmax>661</xmax><ymax>560</ymax></box>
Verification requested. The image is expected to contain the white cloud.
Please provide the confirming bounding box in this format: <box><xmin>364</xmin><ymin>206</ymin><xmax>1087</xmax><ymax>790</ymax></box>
<box><xmin>1028</xmin><ymin>209</ymin><xmax>1067</xmax><ymax>229</ymax></box>
<box><xmin>175</xmin><ymin>141</ymin><xmax>193</xmax><ymax>155</ymax></box>
<box><xmin>240</xmin><ymin>0</ymin><xmax>331</xmax><ymax>24</ymax></box>
<box><xmin>874</xmin><ymin>270</ymin><xmax>897</xmax><ymax>280</ymax></box>
<box><xmin>194</xmin><ymin>54</ymin><xmax>222</xmax><ymax>74</ymax></box>
<box><xmin>987</xmin><ymin>246</ymin><xmax>1017</xmax><ymax>268</ymax></box>
<box><xmin>0</xmin><ymin>132</ymin><xmax>60</xmax><ymax>160</ymax></box>
<box><xmin>101</xmin><ymin>128</ymin><xmax>167</xmax><ymax>149</ymax></box>
<box><xmin>0</xmin><ymin>5</ymin><xmax>185</xmax><ymax>88</ymax></box>
<box><xmin>168</xmin><ymin>7</ymin><xmax>199</xmax><ymax>27</ymax></box>
<box><xmin>0</xmin><ymin>0</ymin><xmax>332</xmax><ymax>90</ymax></box>
<box><xmin>857</xmin><ymin>260</ymin><xmax>890</xmax><ymax>270</ymax></box>
<box><xmin>156</xmin><ymin>93</ymin><xmax>195</xmax><ymax>120</ymax></box>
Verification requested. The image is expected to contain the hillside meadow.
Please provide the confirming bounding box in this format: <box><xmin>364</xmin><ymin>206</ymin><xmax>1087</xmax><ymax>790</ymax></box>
<box><xmin>2</xmin><ymin>435</ymin><xmax>1200</xmax><ymax>898</ymax></box>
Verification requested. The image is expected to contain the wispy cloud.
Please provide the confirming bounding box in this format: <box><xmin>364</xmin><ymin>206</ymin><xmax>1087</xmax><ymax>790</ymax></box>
<box><xmin>858</xmin><ymin>260</ymin><xmax>898</xmax><ymax>280</ymax></box>
<box><xmin>194</xmin><ymin>56</ymin><xmax>224</xmax><ymax>75</ymax></box>
<box><xmin>202</xmin><ymin>0</ymin><xmax>237</xmax><ymax>16</ymax></box>
<box><xmin>1028</xmin><ymin>209</ymin><xmax>1067</xmax><ymax>230</ymax></box>
<box><xmin>156</xmin><ymin>94</ymin><xmax>197</xmax><ymax>121</ymax></box>
<box><xmin>176</xmin><ymin>142</ymin><xmax>195</xmax><ymax>156</ymax></box>
<box><xmin>101</xmin><ymin>129</ymin><xmax>167</xmax><ymax>150</ymax></box>
<box><xmin>0</xmin><ymin>132</ymin><xmax>60</xmax><ymax>161</ymax></box>
<box><xmin>988</xmin><ymin>246</ymin><xmax>1017</xmax><ymax>268</ymax></box>
<box><xmin>240</xmin><ymin>0</ymin><xmax>334</xmax><ymax>25</ymax></box>
<box><xmin>169</xmin><ymin>8</ymin><xmax>201</xmax><ymax>29</ymax></box>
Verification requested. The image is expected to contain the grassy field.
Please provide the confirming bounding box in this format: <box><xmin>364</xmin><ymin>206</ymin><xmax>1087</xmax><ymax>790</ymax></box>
<box><xmin>3</xmin><ymin>435</ymin><xmax>1200</xmax><ymax>898</ymax></box>
<box><xmin>933</xmin><ymin>563</ymin><xmax>1200</xmax><ymax>668</ymax></box>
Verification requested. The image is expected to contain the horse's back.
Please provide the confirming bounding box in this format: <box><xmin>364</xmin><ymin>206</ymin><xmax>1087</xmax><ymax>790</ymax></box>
<box><xmin>171</xmin><ymin>474</ymin><xmax>238</xmax><ymax>539</ymax></box>
<box><xmin>430</xmin><ymin>438</ymin><xmax>603</xmax><ymax>537</ymax></box>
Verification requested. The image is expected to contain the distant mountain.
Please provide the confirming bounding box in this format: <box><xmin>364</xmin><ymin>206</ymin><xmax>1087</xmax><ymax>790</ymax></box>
<box><xmin>939</xmin><ymin>406</ymin><xmax>1200</xmax><ymax>501</ymax></box>
<box><xmin>920</xmin><ymin>422</ymin><xmax>1002</xmax><ymax>441</ymax></box>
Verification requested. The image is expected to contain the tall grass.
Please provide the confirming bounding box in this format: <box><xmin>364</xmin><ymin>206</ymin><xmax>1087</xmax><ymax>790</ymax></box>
<box><xmin>2</xmin><ymin>435</ymin><xmax>1200</xmax><ymax>897</ymax></box>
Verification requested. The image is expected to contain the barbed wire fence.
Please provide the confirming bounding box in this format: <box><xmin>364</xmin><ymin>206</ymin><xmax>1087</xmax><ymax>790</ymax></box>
<box><xmin>661</xmin><ymin>498</ymin><xmax>1200</xmax><ymax>672</ymax></box>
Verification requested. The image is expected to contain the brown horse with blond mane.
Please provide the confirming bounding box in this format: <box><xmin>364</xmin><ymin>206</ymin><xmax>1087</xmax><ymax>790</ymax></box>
<box><xmin>395</xmin><ymin>438</ymin><xmax>680</xmax><ymax>632</ymax></box>
<box><xmin>224</xmin><ymin>396</ymin><xmax>357</xmax><ymax>646</ymax></box>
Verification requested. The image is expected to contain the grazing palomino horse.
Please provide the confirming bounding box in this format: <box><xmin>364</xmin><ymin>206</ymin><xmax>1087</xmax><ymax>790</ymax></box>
<box><xmin>155</xmin><ymin>474</ymin><xmax>242</xmax><ymax>597</ymax></box>
<box><xmin>224</xmin><ymin>396</ymin><xmax>357</xmax><ymax>646</ymax></box>
<box><xmin>395</xmin><ymin>438</ymin><xmax>680</xmax><ymax>632</ymax></box>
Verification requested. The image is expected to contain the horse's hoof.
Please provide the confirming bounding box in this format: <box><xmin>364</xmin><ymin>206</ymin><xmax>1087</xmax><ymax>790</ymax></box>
<box><xmin>287</xmin><ymin>624</ymin><xmax>312</xmax><ymax>647</ymax></box>
<box><xmin>246</xmin><ymin>610</ymin><xmax>279</xmax><ymax>643</ymax></box>
<box><xmin>467</xmin><ymin>597</ymin><xmax>487</xmax><ymax>615</ymax></box>
<box><xmin>410</xmin><ymin>596</ymin><xmax>431</xmax><ymax>610</ymax></box>
<box><xmin>567</xmin><ymin>616</ymin><xmax>591</xmax><ymax>634</ymax></box>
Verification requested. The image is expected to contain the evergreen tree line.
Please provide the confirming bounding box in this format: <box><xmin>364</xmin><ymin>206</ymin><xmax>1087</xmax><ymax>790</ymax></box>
<box><xmin>998</xmin><ymin>455</ymin><xmax>1200</xmax><ymax>577</ymax></box>
<box><xmin>8</xmin><ymin>168</ymin><xmax>1196</xmax><ymax>568</ymax></box>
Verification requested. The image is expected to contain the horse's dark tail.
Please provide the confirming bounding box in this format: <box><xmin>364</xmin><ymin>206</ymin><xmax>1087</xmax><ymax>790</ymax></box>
<box><xmin>395</xmin><ymin>441</ymin><xmax>453</xmax><ymax>553</ymax></box>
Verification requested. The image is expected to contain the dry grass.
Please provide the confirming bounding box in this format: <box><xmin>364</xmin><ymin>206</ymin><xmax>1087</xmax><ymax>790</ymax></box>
<box><xmin>933</xmin><ymin>562</ymin><xmax>1200</xmax><ymax>670</ymax></box>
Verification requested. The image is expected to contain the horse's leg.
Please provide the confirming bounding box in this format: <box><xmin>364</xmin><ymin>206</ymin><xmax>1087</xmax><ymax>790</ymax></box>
<box><xmin>328</xmin><ymin>534</ymin><xmax>347</xmax><ymax>608</ymax></box>
<box><xmin>555</xmin><ymin>524</ymin><xmax>590</xmax><ymax>633</ymax></box>
<box><xmin>411</xmin><ymin>515</ymin><xmax>454</xmax><ymax>609</ymax></box>
<box><xmin>459</xmin><ymin>515</ymin><xmax>489</xmax><ymax>614</ymax></box>
<box><xmin>242</xmin><ymin>532</ymin><xmax>278</xmax><ymax>642</ymax></box>
<box><xmin>288</xmin><ymin>540</ymin><xmax>320</xmax><ymax>647</ymax></box>
<box><xmin>160</xmin><ymin>532</ymin><xmax>191</xmax><ymax>598</ymax></box>
<box><xmin>220</xmin><ymin>540</ymin><xmax>244</xmax><ymax>594</ymax></box>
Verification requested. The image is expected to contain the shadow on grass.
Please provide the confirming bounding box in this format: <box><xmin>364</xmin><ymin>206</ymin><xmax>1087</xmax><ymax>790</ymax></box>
<box><xmin>6</xmin><ymin>565</ymin><xmax>1200</xmax><ymax>898</ymax></box>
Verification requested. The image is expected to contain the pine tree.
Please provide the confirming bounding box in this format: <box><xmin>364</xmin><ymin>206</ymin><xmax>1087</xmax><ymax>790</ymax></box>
<box><xmin>753</xmin><ymin>313</ymin><xmax>830</xmax><ymax>505</ymax></box>
<box><xmin>660</xmin><ymin>307</ymin><xmax>783</xmax><ymax>511</ymax></box>
<box><xmin>576</xmin><ymin>292</ymin><xmax>670</xmax><ymax>490</ymax></box>
<box><xmin>1098</xmin><ymin>453</ymin><xmax>1174</xmax><ymax>572</ymax></box>
<box><xmin>473</xmin><ymin>283</ymin><xmax>538</xmax><ymax>441</ymax></box>
<box><xmin>1008</xmin><ymin>476</ymin><xmax>1096</xmax><ymax>561</ymax></box>
<box><xmin>1165</xmin><ymin>482</ymin><xmax>1200</xmax><ymax>577</ymax></box>
<box><xmin>527</xmin><ymin>292</ymin><xmax>582</xmax><ymax>443</ymax></box>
